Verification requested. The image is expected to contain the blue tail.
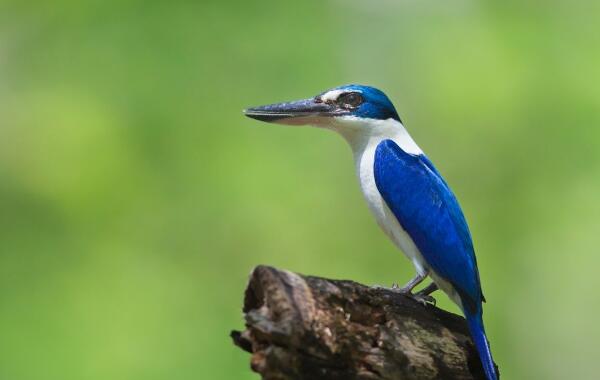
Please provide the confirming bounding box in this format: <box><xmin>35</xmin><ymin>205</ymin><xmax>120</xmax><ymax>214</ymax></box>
<box><xmin>466</xmin><ymin>312</ymin><xmax>498</xmax><ymax>380</ymax></box>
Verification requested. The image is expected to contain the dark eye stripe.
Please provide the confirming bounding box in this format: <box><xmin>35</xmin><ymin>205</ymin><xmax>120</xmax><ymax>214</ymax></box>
<box><xmin>337</xmin><ymin>92</ymin><xmax>363</xmax><ymax>108</ymax></box>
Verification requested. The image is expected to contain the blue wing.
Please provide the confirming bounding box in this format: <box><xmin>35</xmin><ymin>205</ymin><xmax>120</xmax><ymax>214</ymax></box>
<box><xmin>374</xmin><ymin>139</ymin><xmax>483</xmax><ymax>313</ymax></box>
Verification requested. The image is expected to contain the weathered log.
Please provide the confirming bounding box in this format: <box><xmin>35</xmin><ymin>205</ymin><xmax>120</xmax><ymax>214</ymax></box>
<box><xmin>231</xmin><ymin>265</ymin><xmax>493</xmax><ymax>380</ymax></box>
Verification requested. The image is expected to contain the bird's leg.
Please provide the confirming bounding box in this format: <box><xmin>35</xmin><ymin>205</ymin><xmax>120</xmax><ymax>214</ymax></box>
<box><xmin>414</xmin><ymin>282</ymin><xmax>439</xmax><ymax>306</ymax></box>
<box><xmin>393</xmin><ymin>271</ymin><xmax>428</xmax><ymax>294</ymax></box>
<box><xmin>391</xmin><ymin>272</ymin><xmax>437</xmax><ymax>306</ymax></box>
<box><xmin>416</xmin><ymin>282</ymin><xmax>438</xmax><ymax>296</ymax></box>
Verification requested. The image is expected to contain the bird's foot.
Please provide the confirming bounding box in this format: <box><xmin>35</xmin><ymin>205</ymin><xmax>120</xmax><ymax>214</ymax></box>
<box><xmin>388</xmin><ymin>283</ymin><xmax>436</xmax><ymax>306</ymax></box>
<box><xmin>372</xmin><ymin>283</ymin><xmax>407</xmax><ymax>291</ymax></box>
<box><xmin>390</xmin><ymin>283</ymin><xmax>413</xmax><ymax>294</ymax></box>
<box><xmin>412</xmin><ymin>292</ymin><xmax>436</xmax><ymax>306</ymax></box>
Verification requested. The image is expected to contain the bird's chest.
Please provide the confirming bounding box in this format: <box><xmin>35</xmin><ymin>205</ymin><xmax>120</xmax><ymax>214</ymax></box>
<box><xmin>354</xmin><ymin>142</ymin><xmax>427</xmax><ymax>274</ymax></box>
<box><xmin>356</xmin><ymin>145</ymin><xmax>389</xmax><ymax>229</ymax></box>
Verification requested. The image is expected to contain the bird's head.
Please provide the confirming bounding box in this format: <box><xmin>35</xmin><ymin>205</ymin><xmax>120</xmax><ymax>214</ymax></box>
<box><xmin>244</xmin><ymin>84</ymin><xmax>402</xmax><ymax>132</ymax></box>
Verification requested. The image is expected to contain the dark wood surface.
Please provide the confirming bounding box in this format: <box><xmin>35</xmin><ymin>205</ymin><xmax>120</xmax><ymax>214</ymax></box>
<box><xmin>231</xmin><ymin>265</ymin><xmax>489</xmax><ymax>380</ymax></box>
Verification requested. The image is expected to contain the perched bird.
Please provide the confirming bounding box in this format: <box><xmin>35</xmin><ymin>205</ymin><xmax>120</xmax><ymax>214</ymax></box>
<box><xmin>244</xmin><ymin>84</ymin><xmax>498</xmax><ymax>380</ymax></box>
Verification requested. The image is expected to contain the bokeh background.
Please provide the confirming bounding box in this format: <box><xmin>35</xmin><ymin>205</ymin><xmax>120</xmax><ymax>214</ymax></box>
<box><xmin>1</xmin><ymin>1</ymin><xmax>599</xmax><ymax>379</ymax></box>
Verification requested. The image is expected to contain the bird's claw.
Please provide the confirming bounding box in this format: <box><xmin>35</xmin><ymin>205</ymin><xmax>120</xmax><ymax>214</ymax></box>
<box><xmin>389</xmin><ymin>284</ymin><xmax>437</xmax><ymax>305</ymax></box>
<box><xmin>373</xmin><ymin>283</ymin><xmax>408</xmax><ymax>292</ymax></box>
<box><xmin>372</xmin><ymin>284</ymin><xmax>436</xmax><ymax>306</ymax></box>
<box><xmin>390</xmin><ymin>284</ymin><xmax>413</xmax><ymax>294</ymax></box>
<box><xmin>413</xmin><ymin>292</ymin><xmax>436</xmax><ymax>306</ymax></box>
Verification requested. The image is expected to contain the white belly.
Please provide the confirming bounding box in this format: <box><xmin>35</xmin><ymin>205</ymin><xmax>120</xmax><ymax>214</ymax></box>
<box><xmin>355</xmin><ymin>140</ymin><xmax>428</xmax><ymax>276</ymax></box>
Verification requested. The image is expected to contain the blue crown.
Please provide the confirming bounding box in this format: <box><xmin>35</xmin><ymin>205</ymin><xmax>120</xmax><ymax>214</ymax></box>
<box><xmin>324</xmin><ymin>84</ymin><xmax>401</xmax><ymax>122</ymax></box>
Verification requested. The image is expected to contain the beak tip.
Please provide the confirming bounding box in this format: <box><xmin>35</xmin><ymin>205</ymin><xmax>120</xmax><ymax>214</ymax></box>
<box><xmin>243</xmin><ymin>108</ymin><xmax>261</xmax><ymax>122</ymax></box>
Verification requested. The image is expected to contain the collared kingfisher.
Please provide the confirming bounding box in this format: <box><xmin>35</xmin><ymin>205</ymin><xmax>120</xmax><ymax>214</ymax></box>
<box><xmin>244</xmin><ymin>84</ymin><xmax>498</xmax><ymax>380</ymax></box>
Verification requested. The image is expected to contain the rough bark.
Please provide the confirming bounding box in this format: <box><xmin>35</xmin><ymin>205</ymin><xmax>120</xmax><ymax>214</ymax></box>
<box><xmin>231</xmin><ymin>265</ymin><xmax>492</xmax><ymax>380</ymax></box>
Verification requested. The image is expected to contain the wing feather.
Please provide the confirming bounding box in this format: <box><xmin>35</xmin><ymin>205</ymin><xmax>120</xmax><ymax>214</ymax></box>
<box><xmin>374</xmin><ymin>139</ymin><xmax>483</xmax><ymax>312</ymax></box>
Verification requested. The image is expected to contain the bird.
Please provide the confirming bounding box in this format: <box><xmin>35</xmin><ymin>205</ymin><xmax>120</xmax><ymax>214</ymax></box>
<box><xmin>244</xmin><ymin>84</ymin><xmax>498</xmax><ymax>380</ymax></box>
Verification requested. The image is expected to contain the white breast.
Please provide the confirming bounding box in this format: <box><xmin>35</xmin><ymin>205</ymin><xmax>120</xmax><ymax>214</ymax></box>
<box><xmin>355</xmin><ymin>137</ymin><xmax>429</xmax><ymax>275</ymax></box>
<box><xmin>331</xmin><ymin>117</ymin><xmax>429</xmax><ymax>276</ymax></box>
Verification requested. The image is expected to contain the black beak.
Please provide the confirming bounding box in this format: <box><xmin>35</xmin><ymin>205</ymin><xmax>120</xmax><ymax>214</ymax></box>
<box><xmin>243</xmin><ymin>98</ymin><xmax>341</xmax><ymax>123</ymax></box>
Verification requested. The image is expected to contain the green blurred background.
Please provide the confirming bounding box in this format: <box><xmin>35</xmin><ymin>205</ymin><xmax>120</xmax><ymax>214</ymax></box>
<box><xmin>1</xmin><ymin>1</ymin><xmax>599</xmax><ymax>379</ymax></box>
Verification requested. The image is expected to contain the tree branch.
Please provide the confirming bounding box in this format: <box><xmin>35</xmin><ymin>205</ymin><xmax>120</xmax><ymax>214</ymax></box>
<box><xmin>231</xmin><ymin>265</ymin><xmax>489</xmax><ymax>380</ymax></box>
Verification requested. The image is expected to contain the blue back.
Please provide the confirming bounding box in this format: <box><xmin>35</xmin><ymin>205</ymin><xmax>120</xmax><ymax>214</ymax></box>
<box><xmin>373</xmin><ymin>139</ymin><xmax>483</xmax><ymax>313</ymax></box>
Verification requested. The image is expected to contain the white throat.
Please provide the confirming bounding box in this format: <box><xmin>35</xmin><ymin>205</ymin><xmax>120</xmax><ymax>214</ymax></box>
<box><xmin>326</xmin><ymin>116</ymin><xmax>422</xmax><ymax>158</ymax></box>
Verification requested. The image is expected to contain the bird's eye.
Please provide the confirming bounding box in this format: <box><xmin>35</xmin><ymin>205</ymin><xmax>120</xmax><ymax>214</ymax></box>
<box><xmin>337</xmin><ymin>92</ymin><xmax>363</xmax><ymax>109</ymax></box>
